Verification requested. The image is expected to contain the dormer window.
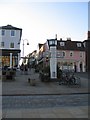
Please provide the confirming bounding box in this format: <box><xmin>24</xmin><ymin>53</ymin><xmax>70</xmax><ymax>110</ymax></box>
<box><xmin>60</xmin><ymin>42</ymin><xmax>65</xmax><ymax>46</ymax></box>
<box><xmin>49</xmin><ymin>40</ymin><xmax>57</xmax><ymax>46</ymax></box>
<box><xmin>77</xmin><ymin>43</ymin><xmax>81</xmax><ymax>47</ymax></box>
<box><xmin>83</xmin><ymin>42</ymin><xmax>86</xmax><ymax>47</ymax></box>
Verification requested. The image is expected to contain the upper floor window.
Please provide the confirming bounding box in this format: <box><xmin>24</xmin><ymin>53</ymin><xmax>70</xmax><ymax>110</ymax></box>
<box><xmin>11</xmin><ymin>30</ymin><xmax>15</xmax><ymax>36</ymax></box>
<box><xmin>70</xmin><ymin>51</ymin><xmax>73</xmax><ymax>57</ymax></box>
<box><xmin>83</xmin><ymin>42</ymin><xmax>86</xmax><ymax>47</ymax></box>
<box><xmin>80</xmin><ymin>52</ymin><xmax>83</xmax><ymax>57</ymax></box>
<box><xmin>57</xmin><ymin>51</ymin><xmax>65</xmax><ymax>58</ymax></box>
<box><xmin>60</xmin><ymin>42</ymin><xmax>65</xmax><ymax>46</ymax></box>
<box><xmin>62</xmin><ymin>51</ymin><xmax>65</xmax><ymax>56</ymax></box>
<box><xmin>1</xmin><ymin>42</ymin><xmax>4</xmax><ymax>47</ymax></box>
<box><xmin>2</xmin><ymin>30</ymin><xmax>5</xmax><ymax>36</ymax></box>
<box><xmin>77</xmin><ymin>43</ymin><xmax>81</xmax><ymax>47</ymax></box>
<box><xmin>49</xmin><ymin>40</ymin><xmax>57</xmax><ymax>45</ymax></box>
<box><xmin>10</xmin><ymin>42</ymin><xmax>14</xmax><ymax>48</ymax></box>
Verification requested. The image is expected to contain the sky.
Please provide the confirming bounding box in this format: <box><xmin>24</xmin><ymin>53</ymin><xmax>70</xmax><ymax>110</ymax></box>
<box><xmin>0</xmin><ymin>0</ymin><xmax>88</xmax><ymax>57</ymax></box>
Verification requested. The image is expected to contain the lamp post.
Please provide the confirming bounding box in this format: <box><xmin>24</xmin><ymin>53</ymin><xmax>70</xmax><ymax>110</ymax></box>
<box><xmin>47</xmin><ymin>39</ymin><xmax>57</xmax><ymax>80</ymax></box>
<box><xmin>18</xmin><ymin>39</ymin><xmax>29</xmax><ymax>57</ymax></box>
<box><xmin>22</xmin><ymin>39</ymin><xmax>29</xmax><ymax>57</ymax></box>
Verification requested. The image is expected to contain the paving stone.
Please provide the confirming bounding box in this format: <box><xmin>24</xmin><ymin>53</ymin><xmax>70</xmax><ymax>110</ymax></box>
<box><xmin>40</xmin><ymin>113</ymin><xmax>57</xmax><ymax>118</ymax></box>
<box><xmin>57</xmin><ymin>113</ymin><xmax>74</xmax><ymax>118</ymax></box>
<box><xmin>22</xmin><ymin>113</ymin><xmax>40</xmax><ymax>118</ymax></box>
<box><xmin>2</xmin><ymin>69</ymin><xmax>88</xmax><ymax>95</ymax></box>
<box><xmin>2</xmin><ymin>69</ymin><xmax>88</xmax><ymax>118</ymax></box>
<box><xmin>5</xmin><ymin>110</ymin><xmax>22</xmax><ymax>118</ymax></box>
<box><xmin>2</xmin><ymin>94</ymin><xmax>88</xmax><ymax>109</ymax></box>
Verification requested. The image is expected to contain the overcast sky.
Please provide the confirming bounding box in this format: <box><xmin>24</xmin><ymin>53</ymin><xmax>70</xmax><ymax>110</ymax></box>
<box><xmin>0</xmin><ymin>1</ymin><xmax>88</xmax><ymax>56</ymax></box>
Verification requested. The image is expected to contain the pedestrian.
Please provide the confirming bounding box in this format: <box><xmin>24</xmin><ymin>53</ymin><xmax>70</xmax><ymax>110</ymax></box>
<box><xmin>58</xmin><ymin>69</ymin><xmax>63</xmax><ymax>85</ymax></box>
<box><xmin>24</xmin><ymin>65</ymin><xmax>28</xmax><ymax>75</ymax></box>
<box><xmin>20</xmin><ymin>63</ymin><xmax>24</xmax><ymax>74</ymax></box>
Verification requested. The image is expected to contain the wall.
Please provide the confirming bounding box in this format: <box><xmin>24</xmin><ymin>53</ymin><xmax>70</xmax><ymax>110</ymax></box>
<box><xmin>1</xmin><ymin>29</ymin><xmax>20</xmax><ymax>49</ymax></box>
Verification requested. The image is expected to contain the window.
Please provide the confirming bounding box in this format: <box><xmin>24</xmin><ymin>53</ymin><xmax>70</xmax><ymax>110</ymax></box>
<box><xmin>10</xmin><ymin>43</ymin><xmax>14</xmax><ymax>48</ymax></box>
<box><xmin>77</xmin><ymin>43</ymin><xmax>81</xmax><ymax>47</ymax></box>
<box><xmin>49</xmin><ymin>41</ymin><xmax>52</xmax><ymax>45</ymax></box>
<box><xmin>70</xmin><ymin>51</ymin><xmax>73</xmax><ymax>57</ymax></box>
<box><xmin>11</xmin><ymin>30</ymin><xmax>15</xmax><ymax>36</ymax></box>
<box><xmin>62</xmin><ymin>51</ymin><xmax>65</xmax><ymax>56</ymax></box>
<box><xmin>2</xmin><ymin>30</ymin><xmax>5</xmax><ymax>36</ymax></box>
<box><xmin>49</xmin><ymin>40</ymin><xmax>57</xmax><ymax>45</ymax></box>
<box><xmin>83</xmin><ymin>42</ymin><xmax>86</xmax><ymax>47</ymax></box>
<box><xmin>57</xmin><ymin>51</ymin><xmax>65</xmax><ymax>58</ymax></box>
<box><xmin>80</xmin><ymin>52</ymin><xmax>83</xmax><ymax>57</ymax></box>
<box><xmin>52</xmin><ymin>40</ymin><xmax>55</xmax><ymax>44</ymax></box>
<box><xmin>1</xmin><ymin>42</ymin><xmax>4</xmax><ymax>47</ymax></box>
<box><xmin>60</xmin><ymin>42</ymin><xmax>65</xmax><ymax>46</ymax></box>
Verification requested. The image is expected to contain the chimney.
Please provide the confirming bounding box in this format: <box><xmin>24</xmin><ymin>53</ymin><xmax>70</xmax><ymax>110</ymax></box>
<box><xmin>55</xmin><ymin>34</ymin><xmax>57</xmax><ymax>40</ymax></box>
<box><xmin>60</xmin><ymin>38</ymin><xmax>62</xmax><ymax>41</ymax></box>
<box><xmin>88</xmin><ymin>31</ymin><xmax>90</xmax><ymax>39</ymax></box>
<box><xmin>67</xmin><ymin>37</ymin><xmax>71</xmax><ymax>41</ymax></box>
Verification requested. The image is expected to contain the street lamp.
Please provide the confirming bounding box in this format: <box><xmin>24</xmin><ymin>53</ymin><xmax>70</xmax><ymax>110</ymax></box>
<box><xmin>18</xmin><ymin>39</ymin><xmax>29</xmax><ymax>57</ymax></box>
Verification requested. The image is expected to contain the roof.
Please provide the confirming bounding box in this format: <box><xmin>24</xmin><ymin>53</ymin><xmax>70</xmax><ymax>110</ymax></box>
<box><xmin>47</xmin><ymin>39</ymin><xmax>85</xmax><ymax>51</ymax></box>
<box><xmin>38</xmin><ymin>43</ymin><xmax>44</xmax><ymax>49</ymax></box>
<box><xmin>0</xmin><ymin>24</ymin><xmax>22</xmax><ymax>30</ymax></box>
<box><xmin>57</xmin><ymin>40</ymin><xmax>85</xmax><ymax>51</ymax></box>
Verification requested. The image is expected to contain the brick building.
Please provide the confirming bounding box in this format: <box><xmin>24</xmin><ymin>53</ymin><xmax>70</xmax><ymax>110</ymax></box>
<box><xmin>37</xmin><ymin>38</ymin><xmax>86</xmax><ymax>72</ymax></box>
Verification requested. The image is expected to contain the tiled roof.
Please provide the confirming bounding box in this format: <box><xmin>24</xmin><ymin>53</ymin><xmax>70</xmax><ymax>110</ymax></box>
<box><xmin>57</xmin><ymin>40</ymin><xmax>85</xmax><ymax>51</ymax></box>
<box><xmin>0</xmin><ymin>24</ymin><xmax>22</xmax><ymax>30</ymax></box>
<box><xmin>47</xmin><ymin>39</ymin><xmax>85</xmax><ymax>51</ymax></box>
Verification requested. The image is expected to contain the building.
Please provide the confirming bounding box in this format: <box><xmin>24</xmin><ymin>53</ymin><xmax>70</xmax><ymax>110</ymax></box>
<box><xmin>83</xmin><ymin>31</ymin><xmax>90</xmax><ymax>72</ymax></box>
<box><xmin>26</xmin><ymin>50</ymin><xmax>37</xmax><ymax>68</ymax></box>
<box><xmin>37</xmin><ymin>38</ymin><xmax>86</xmax><ymax>72</ymax></box>
<box><xmin>37</xmin><ymin>42</ymin><xmax>50</xmax><ymax>69</ymax></box>
<box><xmin>0</xmin><ymin>24</ymin><xmax>22</xmax><ymax>68</ymax></box>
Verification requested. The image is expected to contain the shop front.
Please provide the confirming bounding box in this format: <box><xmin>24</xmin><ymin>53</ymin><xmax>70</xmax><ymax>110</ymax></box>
<box><xmin>1</xmin><ymin>49</ymin><xmax>21</xmax><ymax>68</ymax></box>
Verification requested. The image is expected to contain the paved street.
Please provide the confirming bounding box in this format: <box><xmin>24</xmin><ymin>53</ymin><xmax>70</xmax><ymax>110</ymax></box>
<box><xmin>1</xmin><ymin>69</ymin><xmax>89</xmax><ymax>118</ymax></box>
<box><xmin>2</xmin><ymin>93</ymin><xmax>88</xmax><ymax>118</ymax></box>
<box><xmin>2</xmin><ymin>69</ymin><xmax>88</xmax><ymax>95</ymax></box>
<box><xmin>2</xmin><ymin>94</ymin><xmax>88</xmax><ymax>109</ymax></box>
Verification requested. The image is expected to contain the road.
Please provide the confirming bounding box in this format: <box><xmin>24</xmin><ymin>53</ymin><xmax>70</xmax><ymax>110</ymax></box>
<box><xmin>2</xmin><ymin>93</ymin><xmax>88</xmax><ymax>109</ymax></box>
<box><xmin>2</xmin><ymin>70</ymin><xmax>88</xmax><ymax>118</ymax></box>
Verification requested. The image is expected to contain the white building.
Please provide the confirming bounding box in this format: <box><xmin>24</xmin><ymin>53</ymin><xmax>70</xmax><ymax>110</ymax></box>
<box><xmin>0</xmin><ymin>24</ymin><xmax>22</xmax><ymax>68</ymax></box>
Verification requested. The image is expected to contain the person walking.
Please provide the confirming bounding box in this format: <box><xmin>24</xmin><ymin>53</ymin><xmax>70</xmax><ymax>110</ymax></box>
<box><xmin>24</xmin><ymin>65</ymin><xmax>28</xmax><ymax>75</ymax></box>
<box><xmin>58</xmin><ymin>69</ymin><xmax>63</xmax><ymax>85</ymax></box>
<box><xmin>20</xmin><ymin>63</ymin><xmax>24</xmax><ymax>75</ymax></box>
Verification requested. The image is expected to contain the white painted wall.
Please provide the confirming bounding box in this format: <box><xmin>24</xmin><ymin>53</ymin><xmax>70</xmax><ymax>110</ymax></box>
<box><xmin>0</xmin><ymin>29</ymin><xmax>21</xmax><ymax>49</ymax></box>
<box><xmin>50</xmin><ymin>46</ymin><xmax>57</xmax><ymax>79</ymax></box>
